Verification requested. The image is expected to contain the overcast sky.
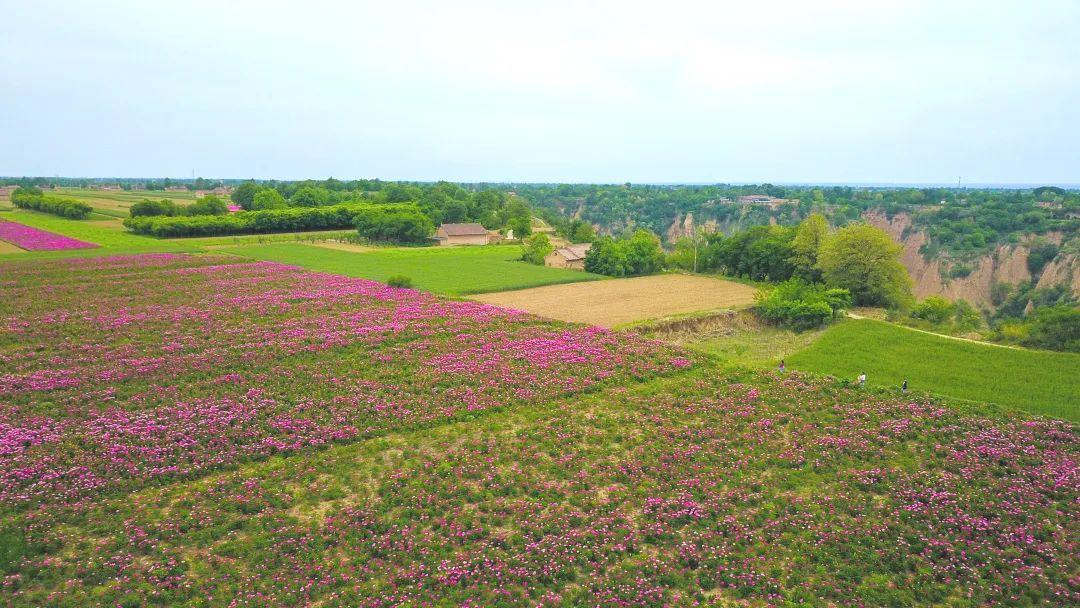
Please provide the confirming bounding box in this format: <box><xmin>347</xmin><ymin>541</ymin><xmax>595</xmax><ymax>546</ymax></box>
<box><xmin>1</xmin><ymin>0</ymin><xmax>1078</xmax><ymax>183</ymax></box>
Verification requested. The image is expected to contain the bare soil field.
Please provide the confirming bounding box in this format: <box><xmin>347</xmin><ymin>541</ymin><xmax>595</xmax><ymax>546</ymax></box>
<box><xmin>470</xmin><ymin>274</ymin><xmax>757</xmax><ymax>327</ymax></box>
<box><xmin>0</xmin><ymin>239</ymin><xmax>26</xmax><ymax>254</ymax></box>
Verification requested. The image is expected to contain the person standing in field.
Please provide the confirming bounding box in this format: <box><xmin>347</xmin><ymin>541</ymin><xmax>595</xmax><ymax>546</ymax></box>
<box><xmin>901</xmin><ymin>379</ymin><xmax>908</xmax><ymax>394</ymax></box>
<box><xmin>778</xmin><ymin>359</ymin><xmax>785</xmax><ymax>372</ymax></box>
<box><xmin>857</xmin><ymin>372</ymin><xmax>866</xmax><ymax>387</ymax></box>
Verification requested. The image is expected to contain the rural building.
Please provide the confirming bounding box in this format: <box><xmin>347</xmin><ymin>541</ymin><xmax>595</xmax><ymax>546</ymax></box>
<box><xmin>735</xmin><ymin>194</ymin><xmax>796</xmax><ymax>210</ymax></box>
<box><xmin>435</xmin><ymin>223</ymin><xmax>491</xmax><ymax>246</ymax></box>
<box><xmin>0</xmin><ymin>185</ymin><xmax>18</xmax><ymax>198</ymax></box>
<box><xmin>545</xmin><ymin>243</ymin><xmax>592</xmax><ymax>270</ymax></box>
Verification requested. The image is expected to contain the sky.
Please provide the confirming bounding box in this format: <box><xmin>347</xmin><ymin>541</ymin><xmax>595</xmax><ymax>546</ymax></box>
<box><xmin>1</xmin><ymin>0</ymin><xmax>1078</xmax><ymax>184</ymax></box>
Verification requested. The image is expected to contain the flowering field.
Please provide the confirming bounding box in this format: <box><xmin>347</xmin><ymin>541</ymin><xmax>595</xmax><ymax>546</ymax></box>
<box><xmin>0</xmin><ymin>253</ymin><xmax>682</xmax><ymax>510</ymax></box>
<box><xmin>0</xmin><ymin>219</ymin><xmax>98</xmax><ymax>251</ymax></box>
<box><xmin>1</xmin><ymin>254</ymin><xmax>1077</xmax><ymax>607</ymax></box>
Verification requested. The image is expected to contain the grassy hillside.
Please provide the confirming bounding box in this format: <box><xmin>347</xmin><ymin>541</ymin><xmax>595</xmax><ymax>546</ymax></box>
<box><xmin>221</xmin><ymin>242</ymin><xmax>604</xmax><ymax>295</ymax></box>
<box><xmin>788</xmin><ymin>318</ymin><xmax>1080</xmax><ymax>421</ymax></box>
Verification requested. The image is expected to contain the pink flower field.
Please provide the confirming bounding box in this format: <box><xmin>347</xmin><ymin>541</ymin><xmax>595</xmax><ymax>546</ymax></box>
<box><xmin>0</xmin><ymin>253</ymin><xmax>1076</xmax><ymax>607</ymax></box>
<box><xmin>0</xmin><ymin>219</ymin><xmax>98</xmax><ymax>251</ymax></box>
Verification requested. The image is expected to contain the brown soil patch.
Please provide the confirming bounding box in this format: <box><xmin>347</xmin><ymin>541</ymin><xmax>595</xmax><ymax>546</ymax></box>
<box><xmin>470</xmin><ymin>274</ymin><xmax>757</xmax><ymax>328</ymax></box>
<box><xmin>0</xmin><ymin>239</ymin><xmax>27</xmax><ymax>254</ymax></box>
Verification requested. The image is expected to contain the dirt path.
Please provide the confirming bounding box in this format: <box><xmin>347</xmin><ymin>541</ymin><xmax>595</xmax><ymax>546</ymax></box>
<box><xmin>845</xmin><ymin>312</ymin><xmax>1021</xmax><ymax>350</ymax></box>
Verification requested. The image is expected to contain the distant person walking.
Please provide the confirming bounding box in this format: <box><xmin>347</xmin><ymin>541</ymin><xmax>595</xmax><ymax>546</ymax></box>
<box><xmin>778</xmin><ymin>359</ymin><xmax>785</xmax><ymax>372</ymax></box>
<box><xmin>901</xmin><ymin>379</ymin><xmax>908</xmax><ymax>394</ymax></box>
<box><xmin>857</xmin><ymin>372</ymin><xmax>867</xmax><ymax>387</ymax></box>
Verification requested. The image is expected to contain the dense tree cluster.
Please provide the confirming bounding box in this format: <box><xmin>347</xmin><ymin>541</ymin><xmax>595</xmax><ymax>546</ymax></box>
<box><xmin>124</xmin><ymin>203</ymin><xmax>377</xmax><ymax>237</ymax></box>
<box><xmin>352</xmin><ymin>204</ymin><xmax>433</xmax><ymax>244</ymax></box>
<box><xmin>584</xmin><ymin>230</ymin><xmax>665</xmax><ymax>276</ymax></box>
<box><xmin>130</xmin><ymin>195</ymin><xmax>230</xmax><ymax>218</ymax></box>
<box><xmin>755</xmin><ymin>280</ymin><xmax>851</xmax><ymax>330</ymax></box>
<box><xmin>514</xmin><ymin>183</ymin><xmax>1080</xmax><ymax>260</ymax></box>
<box><xmin>10</xmin><ymin>188</ymin><xmax>93</xmax><ymax>219</ymax></box>
<box><xmin>226</xmin><ymin>180</ymin><xmax>532</xmax><ymax>238</ymax></box>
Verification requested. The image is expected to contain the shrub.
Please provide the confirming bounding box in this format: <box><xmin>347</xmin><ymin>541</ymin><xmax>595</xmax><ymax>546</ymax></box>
<box><xmin>11</xmin><ymin>189</ymin><xmax>93</xmax><ymax>219</ymax></box>
<box><xmin>1027</xmin><ymin>242</ymin><xmax>1058</xmax><ymax>276</ymax></box>
<box><xmin>129</xmin><ymin>199</ymin><xmax>179</xmax><ymax>218</ymax></box>
<box><xmin>1023</xmin><ymin>306</ymin><xmax>1080</xmax><ymax>352</ymax></box>
<box><xmin>952</xmin><ymin>299</ymin><xmax>982</xmax><ymax>331</ymax></box>
<box><xmin>386</xmin><ymin>275</ymin><xmax>413</xmax><ymax>288</ymax></box>
<box><xmin>911</xmin><ymin>296</ymin><xmax>954</xmax><ymax>324</ymax></box>
<box><xmin>755</xmin><ymin>279</ymin><xmax>850</xmax><ymax>331</ymax></box>
<box><xmin>124</xmin><ymin>203</ymin><xmax>374</xmax><ymax>237</ymax></box>
<box><xmin>521</xmin><ymin>233</ymin><xmax>554</xmax><ymax>265</ymax></box>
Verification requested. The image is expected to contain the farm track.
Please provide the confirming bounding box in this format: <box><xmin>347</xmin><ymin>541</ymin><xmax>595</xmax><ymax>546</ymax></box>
<box><xmin>846</xmin><ymin>311</ymin><xmax>1023</xmax><ymax>350</ymax></box>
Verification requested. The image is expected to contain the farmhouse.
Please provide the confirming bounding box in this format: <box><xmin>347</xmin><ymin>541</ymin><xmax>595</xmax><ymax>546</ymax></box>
<box><xmin>545</xmin><ymin>243</ymin><xmax>592</xmax><ymax>270</ymax></box>
<box><xmin>435</xmin><ymin>223</ymin><xmax>490</xmax><ymax>246</ymax></box>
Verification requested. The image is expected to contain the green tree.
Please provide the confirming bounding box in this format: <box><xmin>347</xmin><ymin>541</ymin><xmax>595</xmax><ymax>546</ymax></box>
<box><xmin>231</xmin><ymin>181</ymin><xmax>262</xmax><ymax>210</ymax></box>
<box><xmin>755</xmin><ymin>279</ymin><xmax>850</xmax><ymax>331</ymax></box>
<box><xmin>1023</xmin><ymin>306</ymin><xmax>1080</xmax><ymax>352</ymax></box>
<box><xmin>129</xmin><ymin>199</ymin><xmax>178</xmax><ymax>218</ymax></box>
<box><xmin>290</xmin><ymin>186</ymin><xmax>332</xmax><ymax>207</ymax></box>
<box><xmin>251</xmin><ymin>189</ymin><xmax>288</xmax><ymax>211</ymax></box>
<box><xmin>354</xmin><ymin>205</ymin><xmax>434</xmax><ymax>244</ymax></box>
<box><xmin>520</xmin><ymin>233</ymin><xmax>554</xmax><ymax>265</ymax></box>
<box><xmin>817</xmin><ymin>224</ymin><xmax>913</xmax><ymax>309</ymax></box>
<box><xmin>584</xmin><ymin>236</ymin><xmax>629</xmax><ymax>276</ymax></box>
<box><xmin>508</xmin><ymin>216</ymin><xmax>532</xmax><ymax>239</ymax></box>
<box><xmin>565</xmin><ymin>219</ymin><xmax>596</xmax><ymax>243</ymax></box>
<box><xmin>185</xmin><ymin>195</ymin><xmax>229</xmax><ymax>217</ymax></box>
<box><xmin>789</xmin><ymin>213</ymin><xmax>828</xmax><ymax>281</ymax></box>
<box><xmin>584</xmin><ymin>229</ymin><xmax>663</xmax><ymax>277</ymax></box>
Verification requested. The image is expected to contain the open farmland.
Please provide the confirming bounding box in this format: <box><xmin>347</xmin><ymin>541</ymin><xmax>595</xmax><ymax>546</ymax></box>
<box><xmin>788</xmin><ymin>318</ymin><xmax>1080</xmax><ymax>421</ymax></box>
<box><xmin>471</xmin><ymin>274</ymin><xmax>758</xmax><ymax>327</ymax></box>
<box><xmin>56</xmin><ymin>187</ymin><xmax>197</xmax><ymax>217</ymax></box>
<box><xmin>0</xmin><ymin>211</ymin><xmax>189</xmax><ymax>258</ymax></box>
<box><xmin>1</xmin><ymin>255</ymin><xmax>1077</xmax><ymax>606</ymax></box>
<box><xmin>221</xmin><ymin>242</ymin><xmax>603</xmax><ymax>295</ymax></box>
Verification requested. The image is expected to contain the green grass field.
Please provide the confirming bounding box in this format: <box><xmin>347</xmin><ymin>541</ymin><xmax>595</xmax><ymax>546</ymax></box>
<box><xmin>220</xmin><ymin>243</ymin><xmax>604</xmax><ymax>295</ymax></box>
<box><xmin>788</xmin><ymin>318</ymin><xmax>1080</xmax><ymax>421</ymax></box>
<box><xmin>0</xmin><ymin>209</ymin><xmax>191</xmax><ymax>258</ymax></box>
<box><xmin>0</xmin><ymin>211</ymin><xmax>364</xmax><ymax>260</ymax></box>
